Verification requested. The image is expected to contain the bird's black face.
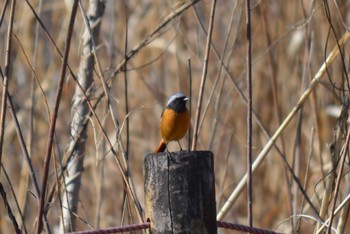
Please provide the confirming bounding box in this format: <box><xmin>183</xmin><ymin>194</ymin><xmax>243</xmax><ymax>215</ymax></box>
<box><xmin>166</xmin><ymin>93</ymin><xmax>188</xmax><ymax>113</ymax></box>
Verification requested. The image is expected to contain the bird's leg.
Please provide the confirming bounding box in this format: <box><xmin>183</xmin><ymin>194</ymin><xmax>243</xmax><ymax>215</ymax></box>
<box><xmin>177</xmin><ymin>141</ymin><xmax>183</xmax><ymax>151</ymax></box>
<box><xmin>166</xmin><ymin>143</ymin><xmax>170</xmax><ymax>156</ymax></box>
<box><xmin>166</xmin><ymin>143</ymin><xmax>176</xmax><ymax>162</ymax></box>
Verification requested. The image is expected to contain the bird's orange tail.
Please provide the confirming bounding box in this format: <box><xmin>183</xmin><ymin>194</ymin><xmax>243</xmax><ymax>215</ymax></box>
<box><xmin>154</xmin><ymin>139</ymin><xmax>167</xmax><ymax>153</ymax></box>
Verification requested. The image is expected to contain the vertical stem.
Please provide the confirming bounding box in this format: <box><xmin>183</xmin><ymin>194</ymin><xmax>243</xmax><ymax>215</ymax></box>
<box><xmin>0</xmin><ymin>1</ymin><xmax>9</xmax><ymax>28</ymax></box>
<box><xmin>0</xmin><ymin>0</ymin><xmax>15</xmax><ymax>175</ymax></box>
<box><xmin>36</xmin><ymin>1</ymin><xmax>79</xmax><ymax>233</ymax></box>
<box><xmin>17</xmin><ymin>0</ymin><xmax>44</xmax><ymax>225</ymax></box>
<box><xmin>191</xmin><ymin>0</ymin><xmax>217</xmax><ymax>150</ymax></box>
<box><xmin>188</xmin><ymin>58</ymin><xmax>192</xmax><ymax>150</ymax></box>
<box><xmin>245</xmin><ymin>0</ymin><xmax>253</xmax><ymax>228</ymax></box>
<box><xmin>259</xmin><ymin>0</ymin><xmax>286</xmax><ymax>156</ymax></box>
<box><xmin>123</xmin><ymin>0</ymin><xmax>129</xmax><ymax>161</ymax></box>
<box><xmin>0</xmin><ymin>182</ymin><xmax>21</xmax><ymax>234</ymax></box>
<box><xmin>121</xmin><ymin>0</ymin><xmax>130</xmax><ymax>224</ymax></box>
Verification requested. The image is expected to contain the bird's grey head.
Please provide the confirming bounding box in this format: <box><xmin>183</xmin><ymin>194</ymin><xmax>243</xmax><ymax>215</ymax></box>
<box><xmin>166</xmin><ymin>92</ymin><xmax>189</xmax><ymax>113</ymax></box>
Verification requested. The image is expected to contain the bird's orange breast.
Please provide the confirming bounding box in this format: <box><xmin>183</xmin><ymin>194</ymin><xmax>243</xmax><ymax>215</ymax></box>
<box><xmin>160</xmin><ymin>108</ymin><xmax>190</xmax><ymax>142</ymax></box>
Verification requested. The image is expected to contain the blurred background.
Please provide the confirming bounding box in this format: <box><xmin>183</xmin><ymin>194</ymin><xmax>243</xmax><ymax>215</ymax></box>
<box><xmin>1</xmin><ymin>0</ymin><xmax>350</xmax><ymax>233</ymax></box>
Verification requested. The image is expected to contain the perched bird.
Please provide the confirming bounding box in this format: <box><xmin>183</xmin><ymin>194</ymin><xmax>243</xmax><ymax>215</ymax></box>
<box><xmin>154</xmin><ymin>92</ymin><xmax>190</xmax><ymax>153</ymax></box>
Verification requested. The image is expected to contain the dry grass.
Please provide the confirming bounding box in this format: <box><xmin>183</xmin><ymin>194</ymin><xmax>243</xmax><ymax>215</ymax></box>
<box><xmin>1</xmin><ymin>0</ymin><xmax>350</xmax><ymax>233</ymax></box>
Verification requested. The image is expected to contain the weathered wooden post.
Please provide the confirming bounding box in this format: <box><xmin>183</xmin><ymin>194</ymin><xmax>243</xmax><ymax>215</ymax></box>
<box><xmin>144</xmin><ymin>150</ymin><xmax>217</xmax><ymax>233</ymax></box>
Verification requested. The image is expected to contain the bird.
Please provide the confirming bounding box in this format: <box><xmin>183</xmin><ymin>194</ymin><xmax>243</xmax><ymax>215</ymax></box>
<box><xmin>154</xmin><ymin>92</ymin><xmax>190</xmax><ymax>153</ymax></box>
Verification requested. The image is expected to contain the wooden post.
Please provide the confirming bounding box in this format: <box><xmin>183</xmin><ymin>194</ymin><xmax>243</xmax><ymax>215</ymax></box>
<box><xmin>144</xmin><ymin>150</ymin><xmax>217</xmax><ymax>234</ymax></box>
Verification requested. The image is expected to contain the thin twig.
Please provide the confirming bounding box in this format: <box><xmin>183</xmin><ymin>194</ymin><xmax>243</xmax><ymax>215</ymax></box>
<box><xmin>12</xmin><ymin>33</ymin><xmax>51</xmax><ymax>117</ymax></box>
<box><xmin>123</xmin><ymin>0</ymin><xmax>130</xmax><ymax>160</ymax></box>
<box><xmin>245</xmin><ymin>0</ymin><xmax>253</xmax><ymax>228</ymax></box>
<box><xmin>94</xmin><ymin>141</ymin><xmax>105</xmax><ymax>228</ymax></box>
<box><xmin>17</xmin><ymin>0</ymin><xmax>44</xmax><ymax>227</ymax></box>
<box><xmin>0</xmin><ymin>0</ymin><xmax>9</xmax><ymax>29</ymax></box>
<box><xmin>188</xmin><ymin>58</ymin><xmax>192</xmax><ymax>150</ymax></box>
<box><xmin>259</xmin><ymin>0</ymin><xmax>284</xmax><ymax>150</ymax></box>
<box><xmin>191</xmin><ymin>0</ymin><xmax>217</xmax><ymax>150</ymax></box>
<box><xmin>121</xmin><ymin>0</ymin><xmax>131</xmax><ymax>225</ymax></box>
<box><xmin>327</xmin><ymin>127</ymin><xmax>350</xmax><ymax>232</ymax></box>
<box><xmin>1</xmin><ymin>164</ymin><xmax>27</xmax><ymax>233</ymax></box>
<box><xmin>291</xmin><ymin>22</ymin><xmax>313</xmax><ymax>231</ymax></box>
<box><xmin>0</xmin><ymin>182</ymin><xmax>21</xmax><ymax>234</ymax></box>
<box><xmin>296</xmin><ymin>128</ymin><xmax>315</xmax><ymax>231</ymax></box>
<box><xmin>0</xmin><ymin>0</ymin><xmax>15</xmax><ymax>175</ymax></box>
<box><xmin>53</xmin><ymin>147</ymin><xmax>65</xmax><ymax>230</ymax></box>
<box><xmin>36</xmin><ymin>1</ymin><xmax>79</xmax><ymax>233</ymax></box>
<box><xmin>336</xmin><ymin>184</ymin><xmax>350</xmax><ymax>233</ymax></box>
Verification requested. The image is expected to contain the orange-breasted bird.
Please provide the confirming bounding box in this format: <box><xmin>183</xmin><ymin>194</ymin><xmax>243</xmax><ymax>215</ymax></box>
<box><xmin>154</xmin><ymin>92</ymin><xmax>190</xmax><ymax>153</ymax></box>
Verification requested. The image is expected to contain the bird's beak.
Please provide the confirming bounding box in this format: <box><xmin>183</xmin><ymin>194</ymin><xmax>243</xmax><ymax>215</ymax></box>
<box><xmin>184</xmin><ymin>97</ymin><xmax>189</xmax><ymax>101</ymax></box>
